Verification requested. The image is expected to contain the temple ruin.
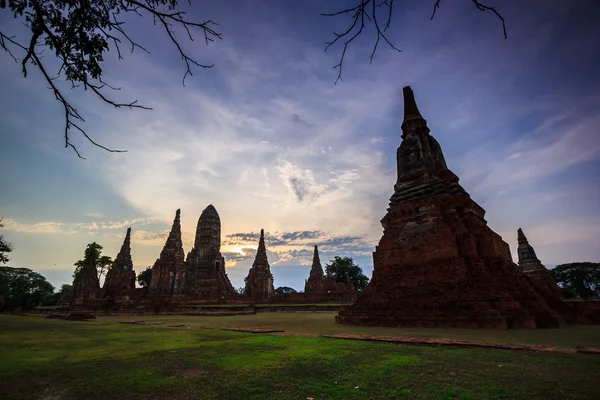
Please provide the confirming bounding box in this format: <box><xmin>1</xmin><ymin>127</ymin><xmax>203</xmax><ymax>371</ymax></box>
<box><xmin>185</xmin><ymin>205</ymin><xmax>235</xmax><ymax>300</ymax></box>
<box><xmin>304</xmin><ymin>246</ymin><xmax>325</xmax><ymax>293</ymax></box>
<box><xmin>336</xmin><ymin>86</ymin><xmax>567</xmax><ymax>329</ymax></box>
<box><xmin>103</xmin><ymin>227</ymin><xmax>136</xmax><ymax>298</ymax></box>
<box><xmin>244</xmin><ymin>229</ymin><xmax>274</xmax><ymax>302</ymax></box>
<box><xmin>517</xmin><ymin>228</ymin><xmax>567</xmax><ymax>306</ymax></box>
<box><xmin>149</xmin><ymin>209</ymin><xmax>186</xmax><ymax>295</ymax></box>
<box><xmin>305</xmin><ymin>245</ymin><xmax>356</xmax><ymax>294</ymax></box>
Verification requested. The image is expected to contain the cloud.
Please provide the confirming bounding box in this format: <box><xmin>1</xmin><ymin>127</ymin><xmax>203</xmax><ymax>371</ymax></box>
<box><xmin>3</xmin><ymin>217</ymin><xmax>161</xmax><ymax>244</ymax></box>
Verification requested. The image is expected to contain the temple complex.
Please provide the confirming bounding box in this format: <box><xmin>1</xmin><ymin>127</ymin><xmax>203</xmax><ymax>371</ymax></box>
<box><xmin>185</xmin><ymin>205</ymin><xmax>235</xmax><ymax>300</ymax></box>
<box><xmin>244</xmin><ymin>229</ymin><xmax>274</xmax><ymax>301</ymax></box>
<box><xmin>149</xmin><ymin>209</ymin><xmax>186</xmax><ymax>295</ymax></box>
<box><xmin>336</xmin><ymin>86</ymin><xmax>566</xmax><ymax>329</ymax></box>
<box><xmin>517</xmin><ymin>228</ymin><xmax>566</xmax><ymax>301</ymax></box>
<box><xmin>304</xmin><ymin>246</ymin><xmax>325</xmax><ymax>293</ymax></box>
<box><xmin>103</xmin><ymin>227</ymin><xmax>136</xmax><ymax>298</ymax></box>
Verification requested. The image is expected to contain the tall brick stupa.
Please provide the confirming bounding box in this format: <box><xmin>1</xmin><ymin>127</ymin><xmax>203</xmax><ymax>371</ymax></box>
<box><xmin>336</xmin><ymin>87</ymin><xmax>566</xmax><ymax>329</ymax></box>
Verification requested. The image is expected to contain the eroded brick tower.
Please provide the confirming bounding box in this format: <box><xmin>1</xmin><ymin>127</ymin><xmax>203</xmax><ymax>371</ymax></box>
<box><xmin>185</xmin><ymin>205</ymin><xmax>235</xmax><ymax>300</ymax></box>
<box><xmin>244</xmin><ymin>229</ymin><xmax>275</xmax><ymax>301</ymax></box>
<box><xmin>336</xmin><ymin>87</ymin><xmax>566</xmax><ymax>329</ymax></box>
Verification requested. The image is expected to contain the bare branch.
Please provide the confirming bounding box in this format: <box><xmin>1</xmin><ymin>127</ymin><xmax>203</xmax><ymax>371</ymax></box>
<box><xmin>431</xmin><ymin>0</ymin><xmax>507</xmax><ymax>39</ymax></box>
<box><xmin>322</xmin><ymin>0</ymin><xmax>400</xmax><ymax>84</ymax></box>
<box><xmin>1</xmin><ymin>0</ymin><xmax>221</xmax><ymax>158</ymax></box>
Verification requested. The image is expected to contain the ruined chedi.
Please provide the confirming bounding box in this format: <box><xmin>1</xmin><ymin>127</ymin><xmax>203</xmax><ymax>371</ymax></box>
<box><xmin>185</xmin><ymin>205</ymin><xmax>235</xmax><ymax>299</ymax></box>
<box><xmin>517</xmin><ymin>228</ymin><xmax>565</xmax><ymax>301</ymax></box>
<box><xmin>149</xmin><ymin>209</ymin><xmax>186</xmax><ymax>294</ymax></box>
<box><xmin>337</xmin><ymin>86</ymin><xmax>566</xmax><ymax>329</ymax></box>
<box><xmin>103</xmin><ymin>227</ymin><xmax>136</xmax><ymax>298</ymax></box>
<box><xmin>304</xmin><ymin>245</ymin><xmax>325</xmax><ymax>293</ymax></box>
<box><xmin>244</xmin><ymin>229</ymin><xmax>275</xmax><ymax>301</ymax></box>
<box><xmin>304</xmin><ymin>245</ymin><xmax>356</xmax><ymax>294</ymax></box>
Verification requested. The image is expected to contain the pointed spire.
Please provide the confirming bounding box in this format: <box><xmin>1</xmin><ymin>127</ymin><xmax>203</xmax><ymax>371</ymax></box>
<box><xmin>252</xmin><ymin>228</ymin><xmax>270</xmax><ymax>268</ymax></box>
<box><xmin>122</xmin><ymin>227</ymin><xmax>131</xmax><ymax>248</ymax></box>
<box><xmin>313</xmin><ymin>245</ymin><xmax>322</xmax><ymax>268</ymax></box>
<box><xmin>517</xmin><ymin>228</ymin><xmax>528</xmax><ymax>244</ymax></box>
<box><xmin>311</xmin><ymin>245</ymin><xmax>324</xmax><ymax>276</ymax></box>
<box><xmin>401</xmin><ymin>86</ymin><xmax>429</xmax><ymax>137</ymax></box>
<box><xmin>517</xmin><ymin>228</ymin><xmax>542</xmax><ymax>269</ymax></box>
<box><xmin>403</xmin><ymin>86</ymin><xmax>422</xmax><ymax>120</ymax></box>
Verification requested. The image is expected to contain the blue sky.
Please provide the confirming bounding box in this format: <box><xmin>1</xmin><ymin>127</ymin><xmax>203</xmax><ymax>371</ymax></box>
<box><xmin>1</xmin><ymin>0</ymin><xmax>599</xmax><ymax>291</ymax></box>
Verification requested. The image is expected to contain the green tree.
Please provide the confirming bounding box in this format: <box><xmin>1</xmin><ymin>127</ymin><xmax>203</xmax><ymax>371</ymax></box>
<box><xmin>0</xmin><ymin>266</ymin><xmax>55</xmax><ymax>310</ymax></box>
<box><xmin>73</xmin><ymin>242</ymin><xmax>112</xmax><ymax>282</ymax></box>
<box><xmin>0</xmin><ymin>0</ymin><xmax>506</xmax><ymax>158</ymax></box>
<box><xmin>325</xmin><ymin>256</ymin><xmax>370</xmax><ymax>291</ymax></box>
<box><xmin>550</xmin><ymin>262</ymin><xmax>600</xmax><ymax>299</ymax></box>
<box><xmin>234</xmin><ymin>287</ymin><xmax>245</xmax><ymax>296</ymax></box>
<box><xmin>274</xmin><ymin>286</ymin><xmax>298</xmax><ymax>296</ymax></box>
<box><xmin>137</xmin><ymin>267</ymin><xmax>152</xmax><ymax>288</ymax></box>
<box><xmin>0</xmin><ymin>218</ymin><xmax>13</xmax><ymax>265</ymax></box>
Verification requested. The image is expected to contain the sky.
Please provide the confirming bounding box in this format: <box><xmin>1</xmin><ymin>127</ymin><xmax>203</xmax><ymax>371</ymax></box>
<box><xmin>0</xmin><ymin>0</ymin><xmax>599</xmax><ymax>291</ymax></box>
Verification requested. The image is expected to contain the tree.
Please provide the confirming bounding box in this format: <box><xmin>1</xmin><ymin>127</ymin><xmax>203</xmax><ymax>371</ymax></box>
<box><xmin>0</xmin><ymin>0</ymin><xmax>221</xmax><ymax>158</ymax></box>
<box><xmin>137</xmin><ymin>266</ymin><xmax>152</xmax><ymax>287</ymax></box>
<box><xmin>274</xmin><ymin>286</ymin><xmax>298</xmax><ymax>296</ymax></box>
<box><xmin>0</xmin><ymin>218</ymin><xmax>13</xmax><ymax>265</ymax></box>
<box><xmin>73</xmin><ymin>242</ymin><xmax>112</xmax><ymax>282</ymax></box>
<box><xmin>1</xmin><ymin>1</ymin><xmax>506</xmax><ymax>158</ymax></box>
<box><xmin>234</xmin><ymin>287</ymin><xmax>245</xmax><ymax>296</ymax></box>
<box><xmin>550</xmin><ymin>262</ymin><xmax>600</xmax><ymax>299</ymax></box>
<box><xmin>325</xmin><ymin>256</ymin><xmax>370</xmax><ymax>291</ymax></box>
<box><xmin>0</xmin><ymin>266</ymin><xmax>55</xmax><ymax>310</ymax></box>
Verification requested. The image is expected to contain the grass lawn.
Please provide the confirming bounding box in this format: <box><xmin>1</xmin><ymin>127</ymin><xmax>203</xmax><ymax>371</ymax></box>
<box><xmin>99</xmin><ymin>312</ymin><xmax>600</xmax><ymax>349</ymax></box>
<box><xmin>0</xmin><ymin>315</ymin><xmax>599</xmax><ymax>400</ymax></box>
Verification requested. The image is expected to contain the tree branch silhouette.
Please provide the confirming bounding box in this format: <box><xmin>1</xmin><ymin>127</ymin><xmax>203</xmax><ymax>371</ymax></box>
<box><xmin>0</xmin><ymin>0</ymin><xmax>221</xmax><ymax>158</ymax></box>
<box><xmin>323</xmin><ymin>0</ymin><xmax>507</xmax><ymax>84</ymax></box>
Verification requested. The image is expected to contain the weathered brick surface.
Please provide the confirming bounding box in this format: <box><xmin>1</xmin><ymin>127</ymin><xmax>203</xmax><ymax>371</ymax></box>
<box><xmin>149</xmin><ymin>209</ymin><xmax>186</xmax><ymax>295</ymax></box>
<box><xmin>185</xmin><ymin>205</ymin><xmax>235</xmax><ymax>300</ymax></box>
<box><xmin>103</xmin><ymin>227</ymin><xmax>136</xmax><ymax>298</ymax></box>
<box><xmin>244</xmin><ymin>229</ymin><xmax>274</xmax><ymax>302</ymax></box>
<box><xmin>304</xmin><ymin>246</ymin><xmax>325</xmax><ymax>293</ymax></box>
<box><xmin>337</xmin><ymin>87</ymin><xmax>566</xmax><ymax>329</ymax></box>
<box><xmin>516</xmin><ymin>228</ymin><xmax>567</xmax><ymax>306</ymax></box>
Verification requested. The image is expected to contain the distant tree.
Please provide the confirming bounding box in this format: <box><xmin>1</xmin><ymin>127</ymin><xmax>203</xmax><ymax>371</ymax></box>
<box><xmin>234</xmin><ymin>287</ymin><xmax>245</xmax><ymax>296</ymax></box>
<box><xmin>0</xmin><ymin>0</ymin><xmax>506</xmax><ymax>158</ymax></box>
<box><xmin>0</xmin><ymin>218</ymin><xmax>13</xmax><ymax>264</ymax></box>
<box><xmin>58</xmin><ymin>283</ymin><xmax>72</xmax><ymax>301</ymax></box>
<box><xmin>325</xmin><ymin>256</ymin><xmax>370</xmax><ymax>291</ymax></box>
<box><xmin>73</xmin><ymin>242</ymin><xmax>112</xmax><ymax>282</ymax></box>
<box><xmin>137</xmin><ymin>267</ymin><xmax>152</xmax><ymax>287</ymax></box>
<box><xmin>60</xmin><ymin>283</ymin><xmax>73</xmax><ymax>293</ymax></box>
<box><xmin>0</xmin><ymin>266</ymin><xmax>55</xmax><ymax>310</ymax></box>
<box><xmin>550</xmin><ymin>262</ymin><xmax>600</xmax><ymax>299</ymax></box>
<box><xmin>274</xmin><ymin>286</ymin><xmax>298</xmax><ymax>296</ymax></box>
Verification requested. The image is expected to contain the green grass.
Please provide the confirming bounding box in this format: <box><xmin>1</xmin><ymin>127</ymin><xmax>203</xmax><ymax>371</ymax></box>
<box><xmin>98</xmin><ymin>312</ymin><xmax>600</xmax><ymax>349</ymax></box>
<box><xmin>0</xmin><ymin>315</ymin><xmax>599</xmax><ymax>400</ymax></box>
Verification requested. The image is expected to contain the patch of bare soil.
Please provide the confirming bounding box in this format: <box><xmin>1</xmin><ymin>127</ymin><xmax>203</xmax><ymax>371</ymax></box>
<box><xmin>220</xmin><ymin>328</ymin><xmax>285</xmax><ymax>334</ymax></box>
<box><xmin>320</xmin><ymin>334</ymin><xmax>600</xmax><ymax>355</ymax></box>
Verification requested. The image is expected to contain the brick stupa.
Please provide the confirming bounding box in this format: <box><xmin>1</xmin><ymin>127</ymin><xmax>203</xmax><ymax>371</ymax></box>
<box><xmin>304</xmin><ymin>246</ymin><xmax>325</xmax><ymax>293</ymax></box>
<box><xmin>336</xmin><ymin>87</ymin><xmax>566</xmax><ymax>329</ymax></box>
<box><xmin>149</xmin><ymin>209</ymin><xmax>186</xmax><ymax>295</ymax></box>
<box><xmin>185</xmin><ymin>204</ymin><xmax>235</xmax><ymax>300</ymax></box>
<box><xmin>517</xmin><ymin>228</ymin><xmax>566</xmax><ymax>302</ymax></box>
<box><xmin>244</xmin><ymin>229</ymin><xmax>275</xmax><ymax>301</ymax></box>
<box><xmin>103</xmin><ymin>227</ymin><xmax>136</xmax><ymax>297</ymax></box>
